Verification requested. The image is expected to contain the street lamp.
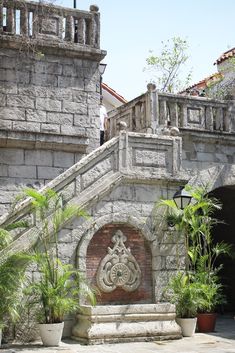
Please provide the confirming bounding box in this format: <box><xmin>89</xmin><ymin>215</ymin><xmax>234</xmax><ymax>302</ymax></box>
<box><xmin>173</xmin><ymin>186</ymin><xmax>192</xmax><ymax>210</ymax></box>
<box><xmin>74</xmin><ymin>0</ymin><xmax>78</xmax><ymax>43</ymax></box>
<box><xmin>99</xmin><ymin>63</ymin><xmax>107</xmax><ymax>96</ymax></box>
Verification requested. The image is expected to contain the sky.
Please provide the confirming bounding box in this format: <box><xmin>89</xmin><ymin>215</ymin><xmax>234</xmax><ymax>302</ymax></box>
<box><xmin>41</xmin><ymin>0</ymin><xmax>235</xmax><ymax>100</ymax></box>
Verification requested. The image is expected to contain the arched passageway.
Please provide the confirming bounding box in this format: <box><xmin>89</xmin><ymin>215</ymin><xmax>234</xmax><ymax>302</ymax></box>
<box><xmin>210</xmin><ymin>186</ymin><xmax>235</xmax><ymax>312</ymax></box>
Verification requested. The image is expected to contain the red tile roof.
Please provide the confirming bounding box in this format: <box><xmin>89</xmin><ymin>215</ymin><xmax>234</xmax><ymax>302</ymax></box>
<box><xmin>179</xmin><ymin>72</ymin><xmax>223</xmax><ymax>94</ymax></box>
<box><xmin>215</xmin><ymin>47</ymin><xmax>235</xmax><ymax>65</ymax></box>
<box><xmin>102</xmin><ymin>82</ymin><xmax>127</xmax><ymax>103</ymax></box>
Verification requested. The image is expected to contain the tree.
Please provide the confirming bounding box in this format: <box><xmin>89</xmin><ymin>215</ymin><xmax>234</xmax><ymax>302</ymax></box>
<box><xmin>144</xmin><ymin>37</ymin><xmax>192</xmax><ymax>93</ymax></box>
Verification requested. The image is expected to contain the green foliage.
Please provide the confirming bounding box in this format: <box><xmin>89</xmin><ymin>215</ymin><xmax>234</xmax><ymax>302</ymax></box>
<box><xmin>144</xmin><ymin>37</ymin><xmax>192</xmax><ymax>93</ymax></box>
<box><xmin>0</xmin><ymin>221</ymin><xmax>31</xmax><ymax>327</ymax></box>
<box><xmin>24</xmin><ymin>188</ymin><xmax>96</xmax><ymax>324</ymax></box>
<box><xmin>164</xmin><ymin>272</ymin><xmax>202</xmax><ymax>318</ymax></box>
<box><xmin>158</xmin><ymin>185</ymin><xmax>233</xmax><ymax>315</ymax></box>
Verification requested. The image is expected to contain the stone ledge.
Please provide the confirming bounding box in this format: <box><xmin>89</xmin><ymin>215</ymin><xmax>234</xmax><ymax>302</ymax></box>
<box><xmin>0</xmin><ymin>35</ymin><xmax>107</xmax><ymax>61</ymax></box>
<box><xmin>0</xmin><ymin>130</ymin><xmax>89</xmax><ymax>152</ymax></box>
<box><xmin>72</xmin><ymin>304</ymin><xmax>181</xmax><ymax>344</ymax></box>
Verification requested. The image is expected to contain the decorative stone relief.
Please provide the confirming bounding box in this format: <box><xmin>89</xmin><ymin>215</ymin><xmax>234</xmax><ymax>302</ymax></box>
<box><xmin>96</xmin><ymin>230</ymin><xmax>141</xmax><ymax>292</ymax></box>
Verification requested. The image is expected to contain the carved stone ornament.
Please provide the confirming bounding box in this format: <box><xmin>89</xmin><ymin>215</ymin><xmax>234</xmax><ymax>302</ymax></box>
<box><xmin>96</xmin><ymin>230</ymin><xmax>141</xmax><ymax>293</ymax></box>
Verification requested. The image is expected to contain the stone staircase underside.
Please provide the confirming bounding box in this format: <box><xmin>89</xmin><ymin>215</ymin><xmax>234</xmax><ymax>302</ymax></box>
<box><xmin>0</xmin><ymin>131</ymin><xmax>185</xmax><ymax>262</ymax></box>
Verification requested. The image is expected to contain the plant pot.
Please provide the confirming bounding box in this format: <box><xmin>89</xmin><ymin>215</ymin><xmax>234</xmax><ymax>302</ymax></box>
<box><xmin>197</xmin><ymin>313</ymin><xmax>217</xmax><ymax>332</ymax></box>
<box><xmin>176</xmin><ymin>317</ymin><xmax>197</xmax><ymax>337</ymax></box>
<box><xmin>39</xmin><ymin>322</ymin><xmax>64</xmax><ymax>346</ymax></box>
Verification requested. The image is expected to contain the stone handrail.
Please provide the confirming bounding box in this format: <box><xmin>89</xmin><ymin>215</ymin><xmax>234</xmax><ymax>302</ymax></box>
<box><xmin>107</xmin><ymin>87</ymin><xmax>234</xmax><ymax>138</ymax></box>
<box><xmin>0</xmin><ymin>0</ymin><xmax>100</xmax><ymax>49</ymax></box>
<box><xmin>0</xmin><ymin>132</ymin><xmax>182</xmax><ymax>260</ymax></box>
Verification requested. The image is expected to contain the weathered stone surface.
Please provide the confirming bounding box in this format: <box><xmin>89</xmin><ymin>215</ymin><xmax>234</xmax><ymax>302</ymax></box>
<box><xmin>72</xmin><ymin>304</ymin><xmax>181</xmax><ymax>344</ymax></box>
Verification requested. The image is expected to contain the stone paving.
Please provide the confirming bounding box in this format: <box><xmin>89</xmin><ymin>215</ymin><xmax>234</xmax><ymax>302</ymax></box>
<box><xmin>1</xmin><ymin>315</ymin><xmax>235</xmax><ymax>353</ymax></box>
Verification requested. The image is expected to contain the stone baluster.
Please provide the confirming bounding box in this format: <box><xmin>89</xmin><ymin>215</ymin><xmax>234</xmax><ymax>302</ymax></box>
<box><xmin>180</xmin><ymin>103</ymin><xmax>187</xmax><ymax>128</ymax></box>
<box><xmin>215</xmin><ymin>107</ymin><xmax>223</xmax><ymax>131</ymax></box>
<box><xmin>169</xmin><ymin>102</ymin><xmax>178</xmax><ymax>127</ymax></box>
<box><xmin>205</xmin><ymin>106</ymin><xmax>213</xmax><ymax>131</ymax></box>
<box><xmin>20</xmin><ymin>7</ymin><xmax>29</xmax><ymax>36</ymax></box>
<box><xmin>159</xmin><ymin>100</ymin><xmax>167</xmax><ymax>126</ymax></box>
<box><xmin>224</xmin><ymin>103</ymin><xmax>233</xmax><ymax>132</ymax></box>
<box><xmin>6</xmin><ymin>6</ymin><xmax>15</xmax><ymax>34</ymax></box>
<box><xmin>0</xmin><ymin>1</ymin><xmax>3</xmax><ymax>33</ymax></box>
<box><xmin>90</xmin><ymin>5</ymin><xmax>100</xmax><ymax>48</ymax></box>
<box><xmin>77</xmin><ymin>17</ymin><xmax>86</xmax><ymax>45</ymax></box>
<box><xmin>64</xmin><ymin>15</ymin><xmax>74</xmax><ymax>42</ymax></box>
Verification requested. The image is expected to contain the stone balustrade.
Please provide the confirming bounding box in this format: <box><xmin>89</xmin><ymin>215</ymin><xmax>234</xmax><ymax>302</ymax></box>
<box><xmin>0</xmin><ymin>0</ymin><xmax>100</xmax><ymax>49</ymax></box>
<box><xmin>108</xmin><ymin>86</ymin><xmax>235</xmax><ymax>138</ymax></box>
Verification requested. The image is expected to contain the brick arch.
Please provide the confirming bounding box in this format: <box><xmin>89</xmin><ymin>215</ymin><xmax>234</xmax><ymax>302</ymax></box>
<box><xmin>86</xmin><ymin>223</ymin><xmax>153</xmax><ymax>305</ymax></box>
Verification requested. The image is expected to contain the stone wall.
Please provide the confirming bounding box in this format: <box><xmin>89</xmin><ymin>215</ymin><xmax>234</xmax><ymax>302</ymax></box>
<box><xmin>0</xmin><ymin>0</ymin><xmax>106</xmax><ymax>215</ymax></box>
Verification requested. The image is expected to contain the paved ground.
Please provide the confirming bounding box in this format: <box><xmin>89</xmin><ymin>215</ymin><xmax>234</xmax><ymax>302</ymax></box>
<box><xmin>1</xmin><ymin>315</ymin><xmax>235</xmax><ymax>353</ymax></box>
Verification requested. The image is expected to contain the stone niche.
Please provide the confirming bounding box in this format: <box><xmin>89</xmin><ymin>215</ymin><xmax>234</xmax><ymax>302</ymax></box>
<box><xmin>86</xmin><ymin>223</ymin><xmax>153</xmax><ymax>305</ymax></box>
<box><xmin>72</xmin><ymin>223</ymin><xmax>181</xmax><ymax>343</ymax></box>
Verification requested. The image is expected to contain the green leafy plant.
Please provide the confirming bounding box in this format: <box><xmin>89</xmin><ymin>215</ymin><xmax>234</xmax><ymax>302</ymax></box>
<box><xmin>24</xmin><ymin>188</ymin><xmax>96</xmax><ymax>324</ymax></box>
<box><xmin>164</xmin><ymin>272</ymin><xmax>202</xmax><ymax>318</ymax></box>
<box><xmin>0</xmin><ymin>223</ymin><xmax>31</xmax><ymax>328</ymax></box>
<box><xmin>158</xmin><ymin>185</ymin><xmax>233</xmax><ymax>315</ymax></box>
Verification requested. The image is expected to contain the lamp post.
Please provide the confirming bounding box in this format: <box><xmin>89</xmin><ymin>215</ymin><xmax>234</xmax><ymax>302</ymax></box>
<box><xmin>173</xmin><ymin>186</ymin><xmax>192</xmax><ymax>210</ymax></box>
<box><xmin>99</xmin><ymin>63</ymin><xmax>107</xmax><ymax>97</ymax></box>
<box><xmin>74</xmin><ymin>0</ymin><xmax>78</xmax><ymax>43</ymax></box>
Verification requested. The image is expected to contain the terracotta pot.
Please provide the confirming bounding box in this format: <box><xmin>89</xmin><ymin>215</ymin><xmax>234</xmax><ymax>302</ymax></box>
<box><xmin>197</xmin><ymin>313</ymin><xmax>217</xmax><ymax>332</ymax></box>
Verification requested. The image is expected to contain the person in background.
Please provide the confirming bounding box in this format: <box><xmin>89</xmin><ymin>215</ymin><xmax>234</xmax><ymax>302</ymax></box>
<box><xmin>100</xmin><ymin>97</ymin><xmax>108</xmax><ymax>146</ymax></box>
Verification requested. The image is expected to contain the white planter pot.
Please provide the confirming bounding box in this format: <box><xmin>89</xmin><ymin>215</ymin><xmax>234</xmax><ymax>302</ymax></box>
<box><xmin>39</xmin><ymin>322</ymin><xmax>64</xmax><ymax>346</ymax></box>
<box><xmin>176</xmin><ymin>317</ymin><xmax>197</xmax><ymax>337</ymax></box>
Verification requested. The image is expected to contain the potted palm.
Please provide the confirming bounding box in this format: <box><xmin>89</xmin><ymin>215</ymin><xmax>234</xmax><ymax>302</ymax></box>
<box><xmin>0</xmin><ymin>222</ymin><xmax>31</xmax><ymax>346</ymax></box>
<box><xmin>25</xmin><ymin>188</ymin><xmax>96</xmax><ymax>346</ymax></box>
<box><xmin>158</xmin><ymin>185</ymin><xmax>232</xmax><ymax>333</ymax></box>
<box><xmin>164</xmin><ymin>272</ymin><xmax>202</xmax><ymax>336</ymax></box>
<box><xmin>194</xmin><ymin>271</ymin><xmax>226</xmax><ymax>332</ymax></box>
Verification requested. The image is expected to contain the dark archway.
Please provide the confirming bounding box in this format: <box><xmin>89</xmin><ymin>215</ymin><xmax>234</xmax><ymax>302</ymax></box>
<box><xmin>210</xmin><ymin>186</ymin><xmax>235</xmax><ymax>312</ymax></box>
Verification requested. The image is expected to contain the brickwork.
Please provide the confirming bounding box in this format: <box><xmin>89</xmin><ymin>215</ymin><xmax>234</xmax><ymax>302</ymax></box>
<box><xmin>86</xmin><ymin>223</ymin><xmax>153</xmax><ymax>304</ymax></box>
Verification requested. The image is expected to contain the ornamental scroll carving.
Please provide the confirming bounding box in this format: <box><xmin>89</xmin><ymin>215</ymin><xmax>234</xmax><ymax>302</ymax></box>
<box><xmin>96</xmin><ymin>230</ymin><xmax>141</xmax><ymax>293</ymax></box>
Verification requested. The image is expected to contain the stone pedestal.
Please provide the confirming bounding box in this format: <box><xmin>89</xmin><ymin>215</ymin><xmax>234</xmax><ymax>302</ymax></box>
<box><xmin>72</xmin><ymin>303</ymin><xmax>181</xmax><ymax>344</ymax></box>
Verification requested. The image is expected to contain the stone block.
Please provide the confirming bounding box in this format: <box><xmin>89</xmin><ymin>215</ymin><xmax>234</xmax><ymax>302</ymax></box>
<box><xmin>0</xmin><ymin>107</ymin><xmax>25</xmax><ymax>121</ymax></box>
<box><xmin>37</xmin><ymin>166</ymin><xmax>64</xmax><ymax>179</ymax></box>
<box><xmin>47</xmin><ymin>112</ymin><xmax>73</xmax><ymax>125</ymax></box>
<box><xmin>0</xmin><ymin>165</ymin><xmax>8</xmax><ymax>177</ymax></box>
<box><xmin>7</xmin><ymin>95</ymin><xmax>35</xmax><ymax>109</ymax></box>
<box><xmin>41</xmin><ymin>123</ymin><xmax>60</xmax><ymax>134</ymax></box>
<box><xmin>0</xmin><ymin>93</ymin><xmax>6</xmax><ymax>106</ymax></box>
<box><xmin>36</xmin><ymin>98</ymin><xmax>62</xmax><ymax>112</ymax></box>
<box><xmin>26</xmin><ymin>109</ymin><xmax>47</xmax><ymax>123</ymax></box>
<box><xmin>62</xmin><ymin>100</ymin><xmax>87</xmax><ymax>114</ymax></box>
<box><xmin>74</xmin><ymin>115</ymin><xmax>91</xmax><ymax>127</ymax></box>
<box><xmin>61</xmin><ymin>126</ymin><xmax>86</xmax><ymax>136</ymax></box>
<box><xmin>58</xmin><ymin>76</ymin><xmax>84</xmax><ymax>89</ymax></box>
<box><xmin>8</xmin><ymin>165</ymin><xmax>37</xmax><ymax>178</ymax></box>
<box><xmin>0</xmin><ymin>120</ymin><xmax>12</xmax><ymax>130</ymax></box>
<box><xmin>34</xmin><ymin>62</ymin><xmax>63</xmax><ymax>75</ymax></box>
<box><xmin>53</xmin><ymin>151</ymin><xmax>75</xmax><ymax>168</ymax></box>
<box><xmin>0</xmin><ymin>149</ymin><xmax>24</xmax><ymax>165</ymax></box>
<box><xmin>31</xmin><ymin>73</ymin><xmax>58</xmax><ymax>87</ymax></box>
<box><xmin>12</xmin><ymin>121</ymin><xmax>40</xmax><ymax>132</ymax></box>
<box><xmin>25</xmin><ymin>150</ymin><xmax>53</xmax><ymax>166</ymax></box>
<box><xmin>0</xmin><ymin>82</ymin><xmax>17</xmax><ymax>94</ymax></box>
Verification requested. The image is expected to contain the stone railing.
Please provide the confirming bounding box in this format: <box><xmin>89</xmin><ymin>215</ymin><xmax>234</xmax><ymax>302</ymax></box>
<box><xmin>0</xmin><ymin>131</ymin><xmax>182</xmax><ymax>261</ymax></box>
<box><xmin>108</xmin><ymin>86</ymin><xmax>235</xmax><ymax>138</ymax></box>
<box><xmin>0</xmin><ymin>0</ymin><xmax>100</xmax><ymax>49</ymax></box>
